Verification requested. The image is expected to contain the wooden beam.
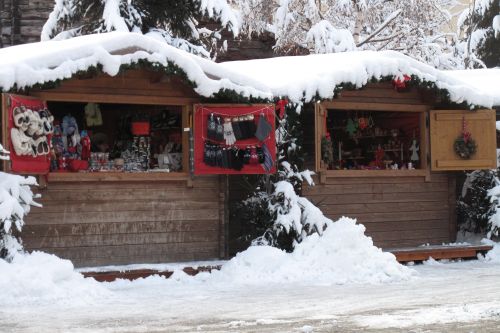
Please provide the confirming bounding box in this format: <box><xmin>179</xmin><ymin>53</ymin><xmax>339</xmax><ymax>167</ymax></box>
<box><xmin>389</xmin><ymin>245</ymin><xmax>492</xmax><ymax>262</ymax></box>
<box><xmin>1</xmin><ymin>93</ymin><xmax>9</xmax><ymax>172</ymax></box>
<box><xmin>47</xmin><ymin>172</ymin><xmax>191</xmax><ymax>183</ymax></box>
<box><xmin>30</xmin><ymin>91</ymin><xmax>200</xmax><ymax>106</ymax></box>
<box><xmin>324</xmin><ymin>169</ymin><xmax>428</xmax><ymax>178</ymax></box>
<box><xmin>321</xmin><ymin>100</ymin><xmax>430</xmax><ymax>112</ymax></box>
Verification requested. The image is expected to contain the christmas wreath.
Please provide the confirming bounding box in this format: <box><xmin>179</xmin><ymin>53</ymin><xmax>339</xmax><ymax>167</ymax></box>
<box><xmin>454</xmin><ymin>117</ymin><xmax>477</xmax><ymax>159</ymax></box>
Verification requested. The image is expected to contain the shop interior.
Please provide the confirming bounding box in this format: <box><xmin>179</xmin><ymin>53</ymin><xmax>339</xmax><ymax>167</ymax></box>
<box><xmin>47</xmin><ymin>102</ymin><xmax>183</xmax><ymax>173</ymax></box>
<box><xmin>322</xmin><ymin>110</ymin><xmax>422</xmax><ymax>170</ymax></box>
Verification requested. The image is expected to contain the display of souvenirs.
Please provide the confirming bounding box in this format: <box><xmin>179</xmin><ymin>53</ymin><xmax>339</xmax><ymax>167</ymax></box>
<box><xmin>45</xmin><ymin>106</ymin><xmax>183</xmax><ymax>173</ymax></box>
<box><xmin>325</xmin><ymin>111</ymin><xmax>420</xmax><ymax>170</ymax></box>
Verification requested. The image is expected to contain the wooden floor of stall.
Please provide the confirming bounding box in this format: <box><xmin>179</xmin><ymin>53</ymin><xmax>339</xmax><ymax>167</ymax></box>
<box><xmin>80</xmin><ymin>244</ymin><xmax>493</xmax><ymax>282</ymax></box>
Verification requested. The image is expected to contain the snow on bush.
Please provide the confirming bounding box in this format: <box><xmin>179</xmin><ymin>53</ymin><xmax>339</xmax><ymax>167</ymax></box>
<box><xmin>211</xmin><ymin>217</ymin><xmax>414</xmax><ymax>285</ymax></box>
<box><xmin>0</xmin><ymin>251</ymin><xmax>109</xmax><ymax>306</ymax></box>
<box><xmin>0</xmin><ymin>145</ymin><xmax>41</xmax><ymax>260</ymax></box>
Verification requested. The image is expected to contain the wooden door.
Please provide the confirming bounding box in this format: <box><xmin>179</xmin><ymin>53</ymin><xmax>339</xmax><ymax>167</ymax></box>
<box><xmin>430</xmin><ymin>109</ymin><xmax>497</xmax><ymax>171</ymax></box>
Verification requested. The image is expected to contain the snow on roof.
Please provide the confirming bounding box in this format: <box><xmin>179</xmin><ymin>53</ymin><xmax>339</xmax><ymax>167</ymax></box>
<box><xmin>219</xmin><ymin>52</ymin><xmax>500</xmax><ymax>107</ymax></box>
<box><xmin>446</xmin><ymin>69</ymin><xmax>500</xmax><ymax>107</ymax></box>
<box><xmin>0</xmin><ymin>32</ymin><xmax>271</xmax><ymax>100</ymax></box>
<box><xmin>0</xmin><ymin>32</ymin><xmax>499</xmax><ymax>108</ymax></box>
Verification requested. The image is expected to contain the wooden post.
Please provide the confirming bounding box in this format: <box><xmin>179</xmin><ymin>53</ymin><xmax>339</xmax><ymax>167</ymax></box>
<box><xmin>448</xmin><ymin>173</ymin><xmax>457</xmax><ymax>243</ymax></box>
<box><xmin>1</xmin><ymin>93</ymin><xmax>10</xmax><ymax>172</ymax></box>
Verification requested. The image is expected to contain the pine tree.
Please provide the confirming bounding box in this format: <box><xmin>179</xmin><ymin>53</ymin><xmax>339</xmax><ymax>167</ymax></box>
<box><xmin>458</xmin><ymin>0</ymin><xmax>500</xmax><ymax>68</ymax></box>
<box><xmin>233</xmin><ymin>103</ymin><xmax>328</xmax><ymax>252</ymax></box>
<box><xmin>41</xmin><ymin>0</ymin><xmax>240</xmax><ymax>58</ymax></box>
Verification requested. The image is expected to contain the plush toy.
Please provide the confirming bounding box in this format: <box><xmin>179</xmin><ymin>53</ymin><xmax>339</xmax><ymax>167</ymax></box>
<box><xmin>62</xmin><ymin>115</ymin><xmax>81</xmax><ymax>157</ymax></box>
<box><xmin>52</xmin><ymin>123</ymin><xmax>64</xmax><ymax>156</ymax></box>
<box><xmin>85</xmin><ymin>103</ymin><xmax>103</xmax><ymax>127</ymax></box>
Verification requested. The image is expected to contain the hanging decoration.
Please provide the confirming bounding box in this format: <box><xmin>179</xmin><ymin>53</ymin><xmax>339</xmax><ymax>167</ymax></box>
<box><xmin>346</xmin><ymin>118</ymin><xmax>358</xmax><ymax>137</ymax></box>
<box><xmin>276</xmin><ymin>99</ymin><xmax>289</xmax><ymax>119</ymax></box>
<box><xmin>392</xmin><ymin>74</ymin><xmax>411</xmax><ymax>92</ymax></box>
<box><xmin>454</xmin><ymin>116</ymin><xmax>477</xmax><ymax>159</ymax></box>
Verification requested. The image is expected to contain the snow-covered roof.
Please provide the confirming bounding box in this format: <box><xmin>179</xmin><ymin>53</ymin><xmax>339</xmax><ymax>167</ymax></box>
<box><xmin>219</xmin><ymin>52</ymin><xmax>500</xmax><ymax>107</ymax></box>
<box><xmin>0</xmin><ymin>32</ymin><xmax>271</xmax><ymax>100</ymax></box>
<box><xmin>1</xmin><ymin>32</ymin><xmax>499</xmax><ymax>108</ymax></box>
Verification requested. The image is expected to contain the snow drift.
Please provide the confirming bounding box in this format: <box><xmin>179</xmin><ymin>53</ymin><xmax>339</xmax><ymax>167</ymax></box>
<box><xmin>0</xmin><ymin>251</ymin><xmax>108</xmax><ymax>306</ymax></box>
<box><xmin>0</xmin><ymin>217</ymin><xmax>412</xmax><ymax>307</ymax></box>
<box><xmin>208</xmin><ymin>217</ymin><xmax>414</xmax><ymax>285</ymax></box>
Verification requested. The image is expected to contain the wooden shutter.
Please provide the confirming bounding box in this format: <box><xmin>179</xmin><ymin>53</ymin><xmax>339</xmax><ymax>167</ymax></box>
<box><xmin>430</xmin><ymin>109</ymin><xmax>497</xmax><ymax>171</ymax></box>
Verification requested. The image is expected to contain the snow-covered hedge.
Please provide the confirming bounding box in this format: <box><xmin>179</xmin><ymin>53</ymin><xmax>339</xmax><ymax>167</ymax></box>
<box><xmin>0</xmin><ymin>144</ymin><xmax>40</xmax><ymax>260</ymax></box>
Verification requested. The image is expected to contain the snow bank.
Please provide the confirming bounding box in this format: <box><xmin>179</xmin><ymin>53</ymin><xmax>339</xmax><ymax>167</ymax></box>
<box><xmin>0</xmin><ymin>251</ymin><xmax>108</xmax><ymax>306</ymax></box>
<box><xmin>481</xmin><ymin>239</ymin><xmax>500</xmax><ymax>263</ymax></box>
<box><xmin>209</xmin><ymin>217</ymin><xmax>413</xmax><ymax>285</ymax></box>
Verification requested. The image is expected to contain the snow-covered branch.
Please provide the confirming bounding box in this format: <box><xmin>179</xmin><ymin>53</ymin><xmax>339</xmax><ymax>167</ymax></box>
<box><xmin>356</xmin><ymin>9</ymin><xmax>402</xmax><ymax>47</ymax></box>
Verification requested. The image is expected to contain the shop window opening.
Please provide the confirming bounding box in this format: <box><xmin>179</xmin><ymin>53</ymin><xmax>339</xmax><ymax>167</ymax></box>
<box><xmin>322</xmin><ymin>110</ymin><xmax>422</xmax><ymax>170</ymax></box>
<box><xmin>48</xmin><ymin>102</ymin><xmax>183</xmax><ymax>173</ymax></box>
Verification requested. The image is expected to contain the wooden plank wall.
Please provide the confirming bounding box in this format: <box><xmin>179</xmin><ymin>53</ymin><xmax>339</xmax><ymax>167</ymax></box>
<box><xmin>21</xmin><ymin>177</ymin><xmax>225</xmax><ymax>267</ymax></box>
<box><xmin>302</xmin><ymin>173</ymin><xmax>455</xmax><ymax>248</ymax></box>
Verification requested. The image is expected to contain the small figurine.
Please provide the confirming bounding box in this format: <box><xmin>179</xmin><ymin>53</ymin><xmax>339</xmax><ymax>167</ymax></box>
<box><xmin>410</xmin><ymin>139</ymin><xmax>419</xmax><ymax>162</ymax></box>
<box><xmin>80</xmin><ymin>130</ymin><xmax>91</xmax><ymax>160</ymax></box>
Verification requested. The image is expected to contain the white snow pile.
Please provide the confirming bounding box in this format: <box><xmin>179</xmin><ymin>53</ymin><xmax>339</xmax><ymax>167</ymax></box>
<box><xmin>480</xmin><ymin>239</ymin><xmax>500</xmax><ymax>263</ymax></box>
<box><xmin>0</xmin><ymin>251</ymin><xmax>108</xmax><ymax>306</ymax></box>
<box><xmin>1</xmin><ymin>32</ymin><xmax>499</xmax><ymax>107</ymax></box>
<box><xmin>207</xmin><ymin>217</ymin><xmax>414</xmax><ymax>285</ymax></box>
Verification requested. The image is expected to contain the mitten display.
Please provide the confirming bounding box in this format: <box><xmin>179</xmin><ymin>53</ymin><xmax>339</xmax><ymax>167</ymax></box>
<box><xmin>232</xmin><ymin>117</ymin><xmax>243</xmax><ymax>140</ymax></box>
<box><xmin>255</xmin><ymin>114</ymin><xmax>273</xmax><ymax>141</ymax></box>
<box><xmin>216</xmin><ymin>117</ymin><xmax>224</xmax><ymax>142</ymax></box>
<box><xmin>223</xmin><ymin>119</ymin><xmax>236</xmax><ymax>145</ymax></box>
<box><xmin>207</xmin><ymin>113</ymin><xmax>216</xmax><ymax>141</ymax></box>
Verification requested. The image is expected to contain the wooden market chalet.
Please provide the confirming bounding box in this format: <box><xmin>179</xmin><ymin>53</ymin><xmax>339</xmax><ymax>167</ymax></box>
<box><xmin>0</xmin><ymin>32</ymin><xmax>499</xmax><ymax>267</ymax></box>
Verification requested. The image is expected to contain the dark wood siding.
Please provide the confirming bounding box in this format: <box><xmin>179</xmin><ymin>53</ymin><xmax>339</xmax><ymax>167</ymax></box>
<box><xmin>303</xmin><ymin>173</ymin><xmax>455</xmax><ymax>248</ymax></box>
<box><xmin>22</xmin><ymin>177</ymin><xmax>225</xmax><ymax>267</ymax></box>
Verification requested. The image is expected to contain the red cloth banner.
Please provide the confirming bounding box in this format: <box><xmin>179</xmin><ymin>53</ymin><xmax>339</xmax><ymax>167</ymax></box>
<box><xmin>8</xmin><ymin>94</ymin><xmax>51</xmax><ymax>174</ymax></box>
<box><xmin>194</xmin><ymin>104</ymin><xmax>277</xmax><ymax>175</ymax></box>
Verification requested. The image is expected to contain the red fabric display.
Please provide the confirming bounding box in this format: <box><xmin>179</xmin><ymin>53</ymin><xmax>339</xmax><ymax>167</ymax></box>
<box><xmin>7</xmin><ymin>94</ymin><xmax>51</xmax><ymax>174</ymax></box>
<box><xmin>194</xmin><ymin>105</ymin><xmax>276</xmax><ymax>175</ymax></box>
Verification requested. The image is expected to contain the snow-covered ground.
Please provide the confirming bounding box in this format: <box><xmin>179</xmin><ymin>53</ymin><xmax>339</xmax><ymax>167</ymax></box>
<box><xmin>1</xmin><ymin>257</ymin><xmax>500</xmax><ymax>332</ymax></box>
<box><xmin>1</xmin><ymin>218</ymin><xmax>500</xmax><ymax>332</ymax></box>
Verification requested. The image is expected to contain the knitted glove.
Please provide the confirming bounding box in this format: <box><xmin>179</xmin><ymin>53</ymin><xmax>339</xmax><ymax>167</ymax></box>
<box><xmin>261</xmin><ymin>143</ymin><xmax>274</xmax><ymax>172</ymax></box>
<box><xmin>216</xmin><ymin>117</ymin><xmax>224</xmax><ymax>141</ymax></box>
<box><xmin>223</xmin><ymin>120</ymin><xmax>236</xmax><ymax>145</ymax></box>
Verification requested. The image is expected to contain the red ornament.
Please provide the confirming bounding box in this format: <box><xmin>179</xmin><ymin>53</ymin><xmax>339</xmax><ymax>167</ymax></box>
<box><xmin>462</xmin><ymin>116</ymin><xmax>472</xmax><ymax>143</ymax></box>
<box><xmin>392</xmin><ymin>75</ymin><xmax>411</xmax><ymax>91</ymax></box>
<box><xmin>276</xmin><ymin>99</ymin><xmax>289</xmax><ymax>119</ymax></box>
